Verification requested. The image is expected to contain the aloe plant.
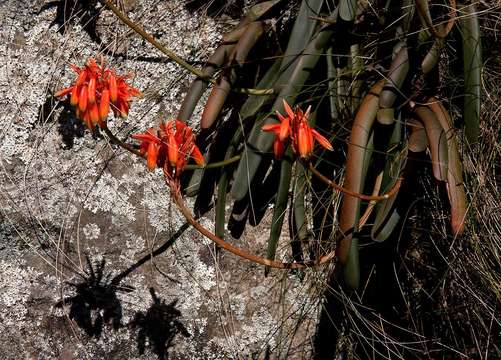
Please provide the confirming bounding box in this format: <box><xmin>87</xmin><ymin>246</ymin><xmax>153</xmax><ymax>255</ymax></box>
<box><xmin>51</xmin><ymin>0</ymin><xmax>477</xmax><ymax>294</ymax></box>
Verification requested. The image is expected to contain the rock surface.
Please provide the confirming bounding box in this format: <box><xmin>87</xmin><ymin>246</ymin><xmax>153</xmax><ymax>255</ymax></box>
<box><xmin>0</xmin><ymin>1</ymin><xmax>319</xmax><ymax>359</ymax></box>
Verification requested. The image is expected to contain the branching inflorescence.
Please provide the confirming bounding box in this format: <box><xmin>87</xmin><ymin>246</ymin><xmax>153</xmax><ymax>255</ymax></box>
<box><xmin>55</xmin><ymin>0</ymin><xmax>479</xmax><ymax>284</ymax></box>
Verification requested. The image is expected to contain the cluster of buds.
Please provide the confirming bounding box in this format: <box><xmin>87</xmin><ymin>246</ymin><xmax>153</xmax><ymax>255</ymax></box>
<box><xmin>132</xmin><ymin>120</ymin><xmax>204</xmax><ymax>182</ymax></box>
<box><xmin>262</xmin><ymin>100</ymin><xmax>333</xmax><ymax>159</ymax></box>
<box><xmin>55</xmin><ymin>58</ymin><xmax>141</xmax><ymax>130</ymax></box>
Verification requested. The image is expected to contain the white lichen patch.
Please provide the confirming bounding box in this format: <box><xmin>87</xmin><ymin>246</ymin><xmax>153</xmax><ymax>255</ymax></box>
<box><xmin>0</xmin><ymin>261</ymin><xmax>38</xmax><ymax>326</ymax></box>
<box><xmin>82</xmin><ymin>222</ymin><xmax>101</xmax><ymax>241</ymax></box>
<box><xmin>0</xmin><ymin>0</ymin><xmax>320</xmax><ymax>358</ymax></box>
<box><xmin>84</xmin><ymin>172</ymin><xmax>137</xmax><ymax>222</ymax></box>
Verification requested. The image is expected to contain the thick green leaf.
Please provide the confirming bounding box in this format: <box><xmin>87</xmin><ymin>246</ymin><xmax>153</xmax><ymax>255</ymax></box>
<box><xmin>231</xmin><ymin>0</ymin><xmax>328</xmax><ymax>201</ymax></box>
<box><xmin>265</xmin><ymin>149</ymin><xmax>293</xmax><ymax>275</ymax></box>
<box><xmin>338</xmin><ymin>81</ymin><xmax>383</xmax><ymax>266</ymax></box>
<box><xmin>401</xmin><ymin>0</ymin><xmax>415</xmax><ymax>34</ymax></box>
<box><xmin>202</xmin><ymin>21</ymin><xmax>266</xmax><ymax>129</ymax></box>
<box><xmin>179</xmin><ymin>0</ymin><xmax>280</xmax><ymax>123</ymax></box>
<box><xmin>239</xmin><ymin>59</ymin><xmax>282</xmax><ymax>120</ymax></box>
<box><xmin>350</xmin><ymin>44</ymin><xmax>363</xmax><ymax>113</ymax></box>
<box><xmin>370</xmin><ymin>114</ymin><xmax>405</xmax><ymax>242</ymax></box>
<box><xmin>215</xmin><ymin>128</ymin><xmax>243</xmax><ymax>238</ymax></box>
<box><xmin>428</xmin><ymin>98</ymin><xmax>467</xmax><ymax>235</ymax></box>
<box><xmin>339</xmin><ymin>0</ymin><xmax>357</xmax><ymax>22</ymax></box>
<box><xmin>378</xmin><ymin>44</ymin><xmax>409</xmax><ymax>125</ymax></box>
<box><xmin>222</xmin><ymin>0</ymin><xmax>281</xmax><ymax>43</ymax></box>
<box><xmin>421</xmin><ymin>38</ymin><xmax>443</xmax><ymax>74</ymax></box>
<box><xmin>326</xmin><ymin>47</ymin><xmax>339</xmax><ymax>120</ymax></box>
<box><xmin>229</xmin><ymin>59</ymin><xmax>282</xmax><ymax>202</ymax></box>
<box><xmin>343</xmin><ymin>238</ymin><xmax>360</xmax><ymax>290</ymax></box>
<box><xmin>234</xmin><ymin>21</ymin><xmax>338</xmax><ymax>197</ymax></box>
<box><xmin>248</xmin><ymin>162</ymin><xmax>281</xmax><ymax>226</ymax></box>
<box><xmin>415</xmin><ymin>106</ymin><xmax>448</xmax><ymax>181</ymax></box>
<box><xmin>293</xmin><ymin>162</ymin><xmax>309</xmax><ymax>243</ymax></box>
<box><xmin>275</xmin><ymin>0</ymin><xmax>326</xmax><ymax>83</ymax></box>
<box><xmin>177</xmin><ymin>45</ymin><xmax>232</xmax><ymax>122</ymax></box>
<box><xmin>459</xmin><ymin>3</ymin><xmax>482</xmax><ymax>144</ymax></box>
<box><xmin>408</xmin><ymin>121</ymin><xmax>428</xmax><ymax>153</ymax></box>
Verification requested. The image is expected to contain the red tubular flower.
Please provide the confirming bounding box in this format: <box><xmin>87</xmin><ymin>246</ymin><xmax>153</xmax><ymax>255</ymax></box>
<box><xmin>78</xmin><ymin>86</ymin><xmax>88</xmax><ymax>112</ymax></box>
<box><xmin>55</xmin><ymin>57</ymin><xmax>141</xmax><ymax>131</ymax></box>
<box><xmin>131</xmin><ymin>128</ymin><xmax>162</xmax><ymax>170</ymax></box>
<box><xmin>108</xmin><ymin>72</ymin><xmax>118</xmax><ymax>102</ymax></box>
<box><xmin>87</xmin><ymin>77</ymin><xmax>97</xmax><ymax>104</ymax></box>
<box><xmin>99</xmin><ymin>89</ymin><xmax>110</xmax><ymax>124</ymax></box>
<box><xmin>262</xmin><ymin>99</ymin><xmax>333</xmax><ymax>159</ymax></box>
<box><xmin>132</xmin><ymin>120</ymin><xmax>204</xmax><ymax>180</ymax></box>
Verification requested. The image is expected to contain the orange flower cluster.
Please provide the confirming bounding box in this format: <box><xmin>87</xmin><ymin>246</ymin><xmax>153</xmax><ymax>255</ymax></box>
<box><xmin>55</xmin><ymin>58</ymin><xmax>141</xmax><ymax>130</ymax></box>
<box><xmin>262</xmin><ymin>100</ymin><xmax>333</xmax><ymax>159</ymax></box>
<box><xmin>132</xmin><ymin>120</ymin><xmax>204</xmax><ymax>178</ymax></box>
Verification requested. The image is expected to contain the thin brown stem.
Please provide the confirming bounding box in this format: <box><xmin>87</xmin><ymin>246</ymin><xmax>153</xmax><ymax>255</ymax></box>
<box><xmin>308</xmin><ymin>162</ymin><xmax>403</xmax><ymax>201</ymax></box>
<box><xmin>171</xmin><ymin>191</ymin><xmax>337</xmax><ymax>269</ymax></box>
<box><xmin>102</xmin><ymin>124</ymin><xmax>143</xmax><ymax>158</ymax></box>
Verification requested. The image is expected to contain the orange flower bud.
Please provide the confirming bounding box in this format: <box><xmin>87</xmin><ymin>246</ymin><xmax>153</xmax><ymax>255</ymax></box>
<box><xmin>146</xmin><ymin>142</ymin><xmax>159</xmax><ymax>170</ymax></box>
<box><xmin>76</xmin><ymin>71</ymin><xmax>87</xmax><ymax>86</ymax></box>
<box><xmin>99</xmin><ymin>89</ymin><xmax>110</xmax><ymax>121</ymax></box>
<box><xmin>70</xmin><ymin>87</ymin><xmax>79</xmax><ymax>106</ymax></box>
<box><xmin>83</xmin><ymin>110</ymin><xmax>93</xmax><ymax>130</ymax></box>
<box><xmin>55</xmin><ymin>87</ymin><xmax>73</xmax><ymax>98</ymax></box>
<box><xmin>191</xmin><ymin>144</ymin><xmax>205</xmax><ymax>166</ymax></box>
<box><xmin>279</xmin><ymin>116</ymin><xmax>290</xmax><ymax>142</ymax></box>
<box><xmin>78</xmin><ymin>86</ymin><xmax>88</xmax><ymax>112</ymax></box>
<box><xmin>167</xmin><ymin>131</ymin><xmax>178</xmax><ymax>168</ymax></box>
<box><xmin>298</xmin><ymin>124</ymin><xmax>309</xmax><ymax>158</ymax></box>
<box><xmin>274</xmin><ymin>138</ymin><xmax>284</xmax><ymax>159</ymax></box>
<box><xmin>88</xmin><ymin>77</ymin><xmax>97</xmax><ymax>104</ymax></box>
<box><xmin>89</xmin><ymin>102</ymin><xmax>99</xmax><ymax>124</ymax></box>
<box><xmin>283</xmin><ymin>99</ymin><xmax>295</xmax><ymax>120</ymax></box>
<box><xmin>109</xmin><ymin>73</ymin><xmax>118</xmax><ymax>102</ymax></box>
<box><xmin>311</xmin><ymin>129</ymin><xmax>333</xmax><ymax>151</ymax></box>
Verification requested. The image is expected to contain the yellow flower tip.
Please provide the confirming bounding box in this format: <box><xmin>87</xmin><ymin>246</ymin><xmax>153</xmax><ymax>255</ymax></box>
<box><xmin>89</xmin><ymin>103</ymin><xmax>100</xmax><ymax>124</ymax></box>
<box><xmin>70</xmin><ymin>87</ymin><xmax>79</xmax><ymax>106</ymax></box>
<box><xmin>312</xmin><ymin>129</ymin><xmax>333</xmax><ymax>151</ymax></box>
<box><xmin>282</xmin><ymin>99</ymin><xmax>295</xmax><ymax>120</ymax></box>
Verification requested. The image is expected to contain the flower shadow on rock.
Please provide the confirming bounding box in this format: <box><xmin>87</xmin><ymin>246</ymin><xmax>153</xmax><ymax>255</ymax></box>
<box><xmin>55</xmin><ymin>255</ymin><xmax>133</xmax><ymax>338</ymax></box>
<box><xmin>130</xmin><ymin>288</ymin><xmax>190</xmax><ymax>360</ymax></box>
<box><xmin>38</xmin><ymin>96</ymin><xmax>100</xmax><ymax>149</ymax></box>
<box><xmin>37</xmin><ymin>0</ymin><xmax>102</xmax><ymax>44</ymax></box>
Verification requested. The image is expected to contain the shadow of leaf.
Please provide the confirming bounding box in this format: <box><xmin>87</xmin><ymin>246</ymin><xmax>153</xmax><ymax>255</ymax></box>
<box><xmin>38</xmin><ymin>0</ymin><xmax>102</xmax><ymax>44</ymax></box>
<box><xmin>184</xmin><ymin>0</ymin><xmax>244</xmax><ymax>19</ymax></box>
<box><xmin>55</xmin><ymin>255</ymin><xmax>133</xmax><ymax>338</ymax></box>
<box><xmin>130</xmin><ymin>288</ymin><xmax>190</xmax><ymax>360</ymax></box>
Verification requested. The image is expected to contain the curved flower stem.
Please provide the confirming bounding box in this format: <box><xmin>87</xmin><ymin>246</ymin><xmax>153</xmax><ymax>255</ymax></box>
<box><xmin>307</xmin><ymin>161</ymin><xmax>403</xmax><ymax>201</ymax></box>
<box><xmin>171</xmin><ymin>191</ymin><xmax>337</xmax><ymax>269</ymax></box>
<box><xmin>101</xmin><ymin>0</ymin><xmax>273</xmax><ymax>96</ymax></box>
<box><xmin>184</xmin><ymin>155</ymin><xmax>241</xmax><ymax>170</ymax></box>
<box><xmin>102</xmin><ymin>124</ymin><xmax>144</xmax><ymax>158</ymax></box>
